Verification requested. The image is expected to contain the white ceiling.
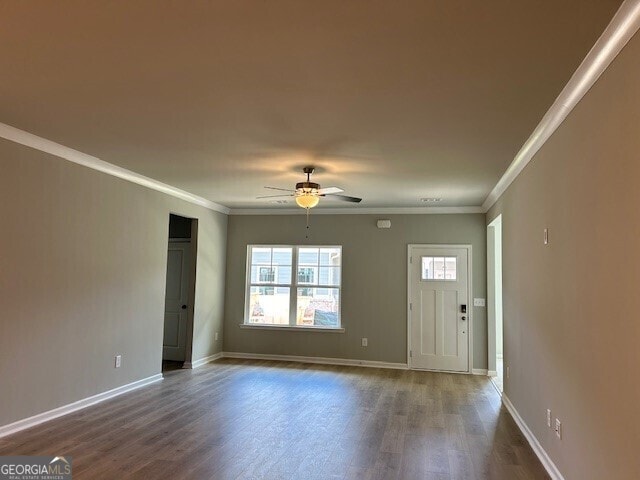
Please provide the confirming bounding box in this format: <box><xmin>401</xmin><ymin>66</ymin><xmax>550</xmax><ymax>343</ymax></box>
<box><xmin>0</xmin><ymin>1</ymin><xmax>622</xmax><ymax>209</ymax></box>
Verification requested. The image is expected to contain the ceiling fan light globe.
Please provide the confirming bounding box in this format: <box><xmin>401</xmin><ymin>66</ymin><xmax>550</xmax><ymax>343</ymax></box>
<box><xmin>295</xmin><ymin>194</ymin><xmax>320</xmax><ymax>209</ymax></box>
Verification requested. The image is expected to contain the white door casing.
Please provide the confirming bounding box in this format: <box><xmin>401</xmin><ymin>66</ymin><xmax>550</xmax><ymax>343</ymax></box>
<box><xmin>408</xmin><ymin>245</ymin><xmax>471</xmax><ymax>372</ymax></box>
<box><xmin>163</xmin><ymin>242</ymin><xmax>190</xmax><ymax>361</ymax></box>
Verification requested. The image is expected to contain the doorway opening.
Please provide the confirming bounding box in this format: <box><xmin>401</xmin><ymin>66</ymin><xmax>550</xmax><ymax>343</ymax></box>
<box><xmin>162</xmin><ymin>214</ymin><xmax>198</xmax><ymax>373</ymax></box>
<box><xmin>487</xmin><ymin>215</ymin><xmax>503</xmax><ymax>392</ymax></box>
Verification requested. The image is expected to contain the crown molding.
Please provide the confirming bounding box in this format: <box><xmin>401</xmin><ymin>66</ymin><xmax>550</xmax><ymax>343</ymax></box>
<box><xmin>229</xmin><ymin>206</ymin><xmax>484</xmax><ymax>215</ymax></box>
<box><xmin>0</xmin><ymin>122</ymin><xmax>230</xmax><ymax>215</ymax></box>
<box><xmin>482</xmin><ymin>0</ymin><xmax>640</xmax><ymax>212</ymax></box>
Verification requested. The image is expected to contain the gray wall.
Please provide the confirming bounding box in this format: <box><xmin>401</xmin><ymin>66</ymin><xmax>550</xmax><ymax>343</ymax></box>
<box><xmin>0</xmin><ymin>139</ymin><xmax>227</xmax><ymax>427</ymax></box>
<box><xmin>486</xmin><ymin>32</ymin><xmax>640</xmax><ymax>480</ymax></box>
<box><xmin>224</xmin><ymin>214</ymin><xmax>487</xmax><ymax>368</ymax></box>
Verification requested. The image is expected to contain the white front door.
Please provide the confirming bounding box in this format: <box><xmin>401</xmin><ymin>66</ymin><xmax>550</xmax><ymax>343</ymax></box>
<box><xmin>409</xmin><ymin>245</ymin><xmax>469</xmax><ymax>372</ymax></box>
<box><xmin>163</xmin><ymin>242</ymin><xmax>190</xmax><ymax>361</ymax></box>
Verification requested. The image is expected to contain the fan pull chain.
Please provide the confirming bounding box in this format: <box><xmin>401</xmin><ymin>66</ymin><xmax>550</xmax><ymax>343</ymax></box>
<box><xmin>305</xmin><ymin>208</ymin><xmax>311</xmax><ymax>239</ymax></box>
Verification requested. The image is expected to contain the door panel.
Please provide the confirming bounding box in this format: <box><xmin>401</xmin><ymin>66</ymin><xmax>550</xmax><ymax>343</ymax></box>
<box><xmin>419</xmin><ymin>290</ymin><xmax>437</xmax><ymax>356</ymax></box>
<box><xmin>163</xmin><ymin>312</ymin><xmax>181</xmax><ymax>347</ymax></box>
<box><xmin>410</xmin><ymin>246</ymin><xmax>469</xmax><ymax>372</ymax></box>
<box><xmin>443</xmin><ymin>290</ymin><xmax>459</xmax><ymax>356</ymax></box>
<box><xmin>165</xmin><ymin>250</ymin><xmax>184</xmax><ymax>299</ymax></box>
<box><xmin>163</xmin><ymin>242</ymin><xmax>190</xmax><ymax>362</ymax></box>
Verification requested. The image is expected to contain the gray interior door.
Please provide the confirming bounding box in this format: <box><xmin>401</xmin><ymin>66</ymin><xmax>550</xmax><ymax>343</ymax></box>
<box><xmin>163</xmin><ymin>242</ymin><xmax>190</xmax><ymax>362</ymax></box>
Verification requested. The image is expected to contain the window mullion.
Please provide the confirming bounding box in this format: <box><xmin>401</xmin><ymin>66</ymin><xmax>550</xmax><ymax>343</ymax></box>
<box><xmin>289</xmin><ymin>247</ymin><xmax>298</xmax><ymax>326</ymax></box>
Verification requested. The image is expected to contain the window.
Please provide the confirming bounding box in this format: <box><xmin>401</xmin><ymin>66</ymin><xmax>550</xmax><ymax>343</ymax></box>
<box><xmin>245</xmin><ymin>246</ymin><xmax>342</xmax><ymax>328</ymax></box>
<box><xmin>421</xmin><ymin>256</ymin><xmax>457</xmax><ymax>280</ymax></box>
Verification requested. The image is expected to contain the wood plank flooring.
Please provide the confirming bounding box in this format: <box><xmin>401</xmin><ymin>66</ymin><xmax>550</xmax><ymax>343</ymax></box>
<box><xmin>0</xmin><ymin>359</ymin><xmax>549</xmax><ymax>479</ymax></box>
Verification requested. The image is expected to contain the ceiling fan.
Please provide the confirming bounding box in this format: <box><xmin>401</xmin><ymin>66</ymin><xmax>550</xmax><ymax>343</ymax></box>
<box><xmin>258</xmin><ymin>167</ymin><xmax>362</xmax><ymax>209</ymax></box>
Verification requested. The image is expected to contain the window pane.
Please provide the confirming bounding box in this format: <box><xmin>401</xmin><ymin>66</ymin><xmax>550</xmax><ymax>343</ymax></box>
<box><xmin>276</xmin><ymin>267</ymin><xmax>292</xmax><ymax>284</ymax></box>
<box><xmin>298</xmin><ymin>248</ymin><xmax>319</xmax><ymax>265</ymax></box>
<box><xmin>421</xmin><ymin>257</ymin><xmax>434</xmax><ymax>280</ymax></box>
<box><xmin>296</xmin><ymin>288</ymin><xmax>340</xmax><ymax>327</ymax></box>
<box><xmin>250</xmin><ymin>247</ymin><xmax>292</xmax><ymax>284</ymax></box>
<box><xmin>272</xmin><ymin>248</ymin><xmax>292</xmax><ymax>266</ymax></box>
<box><xmin>297</xmin><ymin>266</ymin><xmax>317</xmax><ymax>285</ymax></box>
<box><xmin>320</xmin><ymin>247</ymin><xmax>341</xmax><ymax>266</ymax></box>
<box><xmin>251</xmin><ymin>247</ymin><xmax>272</xmax><ymax>265</ymax></box>
<box><xmin>319</xmin><ymin>266</ymin><xmax>340</xmax><ymax>286</ymax></box>
<box><xmin>444</xmin><ymin>257</ymin><xmax>457</xmax><ymax>280</ymax></box>
<box><xmin>433</xmin><ymin>257</ymin><xmax>445</xmax><ymax>279</ymax></box>
<box><xmin>248</xmin><ymin>287</ymin><xmax>290</xmax><ymax>325</ymax></box>
<box><xmin>258</xmin><ymin>266</ymin><xmax>276</xmax><ymax>283</ymax></box>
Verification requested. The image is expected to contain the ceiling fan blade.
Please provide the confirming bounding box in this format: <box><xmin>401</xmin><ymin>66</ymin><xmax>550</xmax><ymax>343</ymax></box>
<box><xmin>264</xmin><ymin>186</ymin><xmax>295</xmax><ymax>192</ymax></box>
<box><xmin>256</xmin><ymin>194</ymin><xmax>294</xmax><ymax>199</ymax></box>
<box><xmin>317</xmin><ymin>186</ymin><xmax>343</xmax><ymax>195</ymax></box>
<box><xmin>325</xmin><ymin>194</ymin><xmax>362</xmax><ymax>203</ymax></box>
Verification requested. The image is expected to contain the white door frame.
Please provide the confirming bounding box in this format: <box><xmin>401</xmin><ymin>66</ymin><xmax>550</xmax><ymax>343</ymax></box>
<box><xmin>487</xmin><ymin>215</ymin><xmax>502</xmax><ymax>378</ymax></box>
<box><xmin>407</xmin><ymin>244</ymin><xmax>473</xmax><ymax>373</ymax></box>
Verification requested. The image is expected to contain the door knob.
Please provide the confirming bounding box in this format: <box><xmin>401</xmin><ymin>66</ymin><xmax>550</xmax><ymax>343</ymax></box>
<box><xmin>181</xmin><ymin>305</ymin><xmax>187</xmax><ymax>310</ymax></box>
<box><xmin>461</xmin><ymin>316</ymin><xmax>466</xmax><ymax>321</ymax></box>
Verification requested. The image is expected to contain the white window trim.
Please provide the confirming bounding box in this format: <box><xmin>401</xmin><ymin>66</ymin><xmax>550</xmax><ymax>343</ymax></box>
<box><xmin>244</xmin><ymin>245</ymin><xmax>343</xmax><ymax>330</ymax></box>
<box><xmin>239</xmin><ymin>324</ymin><xmax>345</xmax><ymax>333</ymax></box>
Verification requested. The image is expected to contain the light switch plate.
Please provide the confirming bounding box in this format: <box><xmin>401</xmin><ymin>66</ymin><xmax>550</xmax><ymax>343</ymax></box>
<box><xmin>114</xmin><ymin>355</ymin><xmax>122</xmax><ymax>368</ymax></box>
<box><xmin>473</xmin><ymin>298</ymin><xmax>486</xmax><ymax>307</ymax></box>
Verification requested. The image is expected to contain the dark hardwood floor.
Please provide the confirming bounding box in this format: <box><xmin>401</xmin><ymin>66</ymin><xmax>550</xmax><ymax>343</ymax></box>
<box><xmin>0</xmin><ymin>359</ymin><xmax>549</xmax><ymax>479</ymax></box>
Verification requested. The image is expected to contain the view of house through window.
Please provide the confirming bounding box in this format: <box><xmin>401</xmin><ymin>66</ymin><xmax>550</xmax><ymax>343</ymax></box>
<box><xmin>246</xmin><ymin>246</ymin><xmax>342</xmax><ymax>328</ymax></box>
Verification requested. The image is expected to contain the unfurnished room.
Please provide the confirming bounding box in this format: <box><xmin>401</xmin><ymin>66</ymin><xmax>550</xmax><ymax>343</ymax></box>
<box><xmin>1</xmin><ymin>1</ymin><xmax>639</xmax><ymax>479</ymax></box>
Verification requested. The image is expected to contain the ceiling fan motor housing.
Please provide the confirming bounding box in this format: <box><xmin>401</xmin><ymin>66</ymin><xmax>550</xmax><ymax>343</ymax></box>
<box><xmin>295</xmin><ymin>181</ymin><xmax>320</xmax><ymax>193</ymax></box>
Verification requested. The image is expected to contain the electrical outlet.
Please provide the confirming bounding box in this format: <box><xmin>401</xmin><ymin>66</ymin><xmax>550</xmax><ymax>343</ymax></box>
<box><xmin>215</xmin><ymin>332</ymin><xmax>219</xmax><ymax>341</ymax></box>
<box><xmin>546</xmin><ymin>409</ymin><xmax>552</xmax><ymax>428</ymax></box>
<box><xmin>473</xmin><ymin>298</ymin><xmax>486</xmax><ymax>307</ymax></box>
<box><xmin>361</xmin><ymin>338</ymin><xmax>368</xmax><ymax>347</ymax></box>
<box><xmin>506</xmin><ymin>366</ymin><xmax>510</xmax><ymax>379</ymax></box>
<box><xmin>555</xmin><ymin>419</ymin><xmax>562</xmax><ymax>439</ymax></box>
<box><xmin>114</xmin><ymin>355</ymin><xmax>122</xmax><ymax>368</ymax></box>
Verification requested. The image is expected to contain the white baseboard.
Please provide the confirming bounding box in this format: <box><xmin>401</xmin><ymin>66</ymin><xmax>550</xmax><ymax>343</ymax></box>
<box><xmin>0</xmin><ymin>373</ymin><xmax>163</xmax><ymax>439</ymax></box>
<box><xmin>222</xmin><ymin>351</ymin><xmax>408</xmax><ymax>370</ymax></box>
<box><xmin>489</xmin><ymin>377</ymin><xmax>502</xmax><ymax>395</ymax></box>
<box><xmin>183</xmin><ymin>352</ymin><xmax>224</xmax><ymax>369</ymax></box>
<box><xmin>472</xmin><ymin>368</ymin><xmax>488</xmax><ymax>375</ymax></box>
<box><xmin>502</xmin><ymin>395</ymin><xmax>565</xmax><ymax>480</ymax></box>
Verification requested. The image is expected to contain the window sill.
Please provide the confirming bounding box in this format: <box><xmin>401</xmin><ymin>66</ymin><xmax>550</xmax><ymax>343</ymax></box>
<box><xmin>239</xmin><ymin>324</ymin><xmax>345</xmax><ymax>333</ymax></box>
